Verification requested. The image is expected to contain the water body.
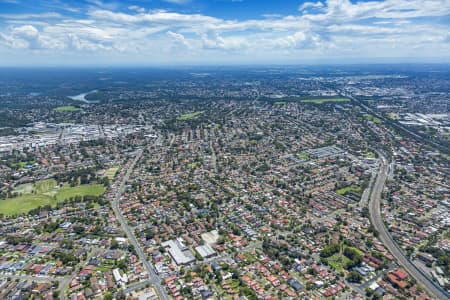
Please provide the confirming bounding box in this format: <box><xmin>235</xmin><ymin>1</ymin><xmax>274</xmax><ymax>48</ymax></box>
<box><xmin>67</xmin><ymin>90</ymin><xmax>98</xmax><ymax>103</ymax></box>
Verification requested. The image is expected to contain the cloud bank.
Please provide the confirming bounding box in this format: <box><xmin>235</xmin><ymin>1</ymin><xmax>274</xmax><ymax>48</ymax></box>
<box><xmin>0</xmin><ymin>0</ymin><xmax>449</xmax><ymax>65</ymax></box>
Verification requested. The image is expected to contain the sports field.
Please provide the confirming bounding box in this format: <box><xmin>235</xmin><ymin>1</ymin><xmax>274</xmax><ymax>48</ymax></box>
<box><xmin>54</xmin><ymin>105</ymin><xmax>81</xmax><ymax>112</ymax></box>
<box><xmin>336</xmin><ymin>186</ymin><xmax>362</xmax><ymax>195</ymax></box>
<box><xmin>302</xmin><ymin>98</ymin><xmax>350</xmax><ymax>104</ymax></box>
<box><xmin>104</xmin><ymin>166</ymin><xmax>119</xmax><ymax>180</ymax></box>
<box><xmin>0</xmin><ymin>180</ymin><xmax>105</xmax><ymax>216</ymax></box>
<box><xmin>177</xmin><ymin>111</ymin><xmax>205</xmax><ymax>120</ymax></box>
<box><xmin>363</xmin><ymin>114</ymin><xmax>382</xmax><ymax>123</ymax></box>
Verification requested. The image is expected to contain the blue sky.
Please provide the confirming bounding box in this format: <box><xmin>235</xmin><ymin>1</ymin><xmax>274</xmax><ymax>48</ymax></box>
<box><xmin>0</xmin><ymin>0</ymin><xmax>449</xmax><ymax>66</ymax></box>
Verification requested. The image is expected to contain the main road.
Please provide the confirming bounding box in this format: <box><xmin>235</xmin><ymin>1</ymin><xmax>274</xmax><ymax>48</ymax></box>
<box><xmin>341</xmin><ymin>91</ymin><xmax>449</xmax><ymax>155</ymax></box>
<box><xmin>111</xmin><ymin>149</ymin><xmax>169</xmax><ymax>300</ymax></box>
<box><xmin>368</xmin><ymin>153</ymin><xmax>449</xmax><ymax>300</ymax></box>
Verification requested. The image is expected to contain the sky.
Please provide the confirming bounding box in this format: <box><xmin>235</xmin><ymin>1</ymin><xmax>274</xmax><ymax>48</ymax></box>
<box><xmin>0</xmin><ymin>0</ymin><xmax>449</xmax><ymax>66</ymax></box>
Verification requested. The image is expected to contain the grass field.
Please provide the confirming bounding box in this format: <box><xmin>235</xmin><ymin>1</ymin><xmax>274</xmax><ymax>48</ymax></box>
<box><xmin>302</xmin><ymin>98</ymin><xmax>350</xmax><ymax>104</ymax></box>
<box><xmin>296</xmin><ymin>152</ymin><xmax>310</xmax><ymax>160</ymax></box>
<box><xmin>104</xmin><ymin>166</ymin><xmax>119</xmax><ymax>180</ymax></box>
<box><xmin>364</xmin><ymin>152</ymin><xmax>376</xmax><ymax>158</ymax></box>
<box><xmin>54</xmin><ymin>184</ymin><xmax>105</xmax><ymax>201</ymax></box>
<box><xmin>327</xmin><ymin>246</ymin><xmax>363</xmax><ymax>271</ymax></box>
<box><xmin>34</xmin><ymin>179</ymin><xmax>57</xmax><ymax>193</ymax></box>
<box><xmin>0</xmin><ymin>182</ymin><xmax>105</xmax><ymax>216</ymax></box>
<box><xmin>274</xmin><ymin>101</ymin><xmax>286</xmax><ymax>105</ymax></box>
<box><xmin>337</xmin><ymin>186</ymin><xmax>362</xmax><ymax>195</ymax></box>
<box><xmin>386</xmin><ymin>112</ymin><xmax>400</xmax><ymax>120</ymax></box>
<box><xmin>54</xmin><ymin>105</ymin><xmax>81</xmax><ymax>112</ymax></box>
<box><xmin>10</xmin><ymin>161</ymin><xmax>35</xmax><ymax>170</ymax></box>
<box><xmin>176</xmin><ymin>111</ymin><xmax>205</xmax><ymax>121</ymax></box>
<box><xmin>14</xmin><ymin>183</ymin><xmax>33</xmax><ymax>195</ymax></box>
<box><xmin>327</xmin><ymin>253</ymin><xmax>351</xmax><ymax>271</ymax></box>
<box><xmin>187</xmin><ymin>162</ymin><xmax>200</xmax><ymax>168</ymax></box>
<box><xmin>363</xmin><ymin>114</ymin><xmax>382</xmax><ymax>124</ymax></box>
<box><xmin>0</xmin><ymin>194</ymin><xmax>55</xmax><ymax>216</ymax></box>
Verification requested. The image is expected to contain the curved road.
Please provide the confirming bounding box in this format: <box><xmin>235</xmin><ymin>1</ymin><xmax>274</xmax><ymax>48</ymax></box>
<box><xmin>111</xmin><ymin>149</ymin><xmax>169</xmax><ymax>300</ymax></box>
<box><xmin>369</xmin><ymin>153</ymin><xmax>449</xmax><ymax>300</ymax></box>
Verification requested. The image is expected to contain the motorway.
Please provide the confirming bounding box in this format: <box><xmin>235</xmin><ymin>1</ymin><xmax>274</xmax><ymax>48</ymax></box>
<box><xmin>368</xmin><ymin>153</ymin><xmax>449</xmax><ymax>300</ymax></box>
<box><xmin>111</xmin><ymin>149</ymin><xmax>169</xmax><ymax>300</ymax></box>
<box><xmin>342</xmin><ymin>91</ymin><xmax>449</xmax><ymax>155</ymax></box>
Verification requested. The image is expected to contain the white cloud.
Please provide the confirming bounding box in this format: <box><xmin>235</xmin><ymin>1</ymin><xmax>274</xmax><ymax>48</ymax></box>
<box><xmin>88</xmin><ymin>9</ymin><xmax>219</xmax><ymax>25</ymax></box>
<box><xmin>299</xmin><ymin>1</ymin><xmax>324</xmax><ymax>12</ymax></box>
<box><xmin>128</xmin><ymin>5</ymin><xmax>145</xmax><ymax>13</ymax></box>
<box><xmin>0</xmin><ymin>0</ymin><xmax>449</xmax><ymax>64</ymax></box>
<box><xmin>162</xmin><ymin>0</ymin><xmax>191</xmax><ymax>4</ymax></box>
<box><xmin>167</xmin><ymin>30</ymin><xmax>192</xmax><ymax>48</ymax></box>
<box><xmin>0</xmin><ymin>12</ymin><xmax>61</xmax><ymax>19</ymax></box>
<box><xmin>201</xmin><ymin>33</ymin><xmax>248</xmax><ymax>50</ymax></box>
<box><xmin>303</xmin><ymin>0</ymin><xmax>450</xmax><ymax>22</ymax></box>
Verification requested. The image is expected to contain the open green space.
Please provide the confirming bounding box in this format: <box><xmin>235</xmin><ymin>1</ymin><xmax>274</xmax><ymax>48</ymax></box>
<box><xmin>296</xmin><ymin>152</ymin><xmax>310</xmax><ymax>160</ymax></box>
<box><xmin>54</xmin><ymin>184</ymin><xmax>105</xmax><ymax>201</ymax></box>
<box><xmin>327</xmin><ymin>253</ymin><xmax>351</xmax><ymax>271</ymax></box>
<box><xmin>302</xmin><ymin>98</ymin><xmax>350</xmax><ymax>104</ymax></box>
<box><xmin>14</xmin><ymin>183</ymin><xmax>34</xmax><ymax>195</ymax></box>
<box><xmin>323</xmin><ymin>244</ymin><xmax>364</xmax><ymax>271</ymax></box>
<box><xmin>176</xmin><ymin>111</ymin><xmax>205</xmax><ymax>121</ymax></box>
<box><xmin>34</xmin><ymin>179</ymin><xmax>57</xmax><ymax>193</ymax></box>
<box><xmin>336</xmin><ymin>186</ymin><xmax>362</xmax><ymax>195</ymax></box>
<box><xmin>363</xmin><ymin>114</ymin><xmax>382</xmax><ymax>124</ymax></box>
<box><xmin>187</xmin><ymin>162</ymin><xmax>200</xmax><ymax>168</ymax></box>
<box><xmin>10</xmin><ymin>160</ymin><xmax>35</xmax><ymax>170</ymax></box>
<box><xmin>0</xmin><ymin>181</ymin><xmax>105</xmax><ymax>216</ymax></box>
<box><xmin>0</xmin><ymin>194</ymin><xmax>54</xmax><ymax>216</ymax></box>
<box><xmin>94</xmin><ymin>262</ymin><xmax>115</xmax><ymax>272</ymax></box>
<box><xmin>265</xmin><ymin>96</ymin><xmax>350</xmax><ymax>104</ymax></box>
<box><xmin>104</xmin><ymin>166</ymin><xmax>119</xmax><ymax>180</ymax></box>
<box><xmin>364</xmin><ymin>152</ymin><xmax>376</xmax><ymax>159</ymax></box>
<box><xmin>243</xmin><ymin>252</ymin><xmax>257</xmax><ymax>263</ymax></box>
<box><xmin>386</xmin><ymin>112</ymin><xmax>400</xmax><ymax>120</ymax></box>
<box><xmin>54</xmin><ymin>105</ymin><xmax>81</xmax><ymax>112</ymax></box>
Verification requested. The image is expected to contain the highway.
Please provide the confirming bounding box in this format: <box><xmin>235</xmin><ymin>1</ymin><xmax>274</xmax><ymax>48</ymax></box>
<box><xmin>111</xmin><ymin>149</ymin><xmax>169</xmax><ymax>300</ymax></box>
<box><xmin>368</xmin><ymin>153</ymin><xmax>449</xmax><ymax>300</ymax></box>
<box><xmin>342</xmin><ymin>91</ymin><xmax>449</xmax><ymax>155</ymax></box>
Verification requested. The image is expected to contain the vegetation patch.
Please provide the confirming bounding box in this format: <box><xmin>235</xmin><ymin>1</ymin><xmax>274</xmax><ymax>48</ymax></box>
<box><xmin>54</xmin><ymin>106</ymin><xmax>81</xmax><ymax>112</ymax></box>
<box><xmin>10</xmin><ymin>161</ymin><xmax>35</xmax><ymax>170</ymax></box>
<box><xmin>187</xmin><ymin>162</ymin><xmax>201</xmax><ymax>168</ymax></box>
<box><xmin>104</xmin><ymin>166</ymin><xmax>119</xmax><ymax>180</ymax></box>
<box><xmin>327</xmin><ymin>253</ymin><xmax>351</xmax><ymax>271</ymax></box>
<box><xmin>54</xmin><ymin>184</ymin><xmax>105</xmax><ymax>201</ymax></box>
<box><xmin>13</xmin><ymin>183</ymin><xmax>34</xmax><ymax>195</ymax></box>
<box><xmin>34</xmin><ymin>179</ymin><xmax>58</xmax><ymax>193</ymax></box>
<box><xmin>386</xmin><ymin>112</ymin><xmax>400</xmax><ymax>120</ymax></box>
<box><xmin>296</xmin><ymin>152</ymin><xmax>310</xmax><ymax>160</ymax></box>
<box><xmin>336</xmin><ymin>186</ymin><xmax>362</xmax><ymax>196</ymax></box>
<box><xmin>0</xmin><ymin>182</ymin><xmax>105</xmax><ymax>216</ymax></box>
<box><xmin>363</xmin><ymin>114</ymin><xmax>382</xmax><ymax>124</ymax></box>
<box><xmin>364</xmin><ymin>152</ymin><xmax>376</xmax><ymax>158</ymax></box>
<box><xmin>177</xmin><ymin>111</ymin><xmax>205</xmax><ymax>121</ymax></box>
<box><xmin>302</xmin><ymin>98</ymin><xmax>349</xmax><ymax>104</ymax></box>
<box><xmin>0</xmin><ymin>194</ymin><xmax>55</xmax><ymax>216</ymax></box>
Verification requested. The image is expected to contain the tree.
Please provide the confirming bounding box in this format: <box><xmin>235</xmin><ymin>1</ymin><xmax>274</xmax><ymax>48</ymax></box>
<box><xmin>347</xmin><ymin>271</ymin><xmax>363</xmax><ymax>283</ymax></box>
<box><xmin>320</xmin><ymin>244</ymin><xmax>340</xmax><ymax>258</ymax></box>
<box><xmin>116</xmin><ymin>290</ymin><xmax>126</xmax><ymax>300</ymax></box>
<box><xmin>104</xmin><ymin>293</ymin><xmax>113</xmax><ymax>300</ymax></box>
<box><xmin>110</xmin><ymin>239</ymin><xmax>119</xmax><ymax>250</ymax></box>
